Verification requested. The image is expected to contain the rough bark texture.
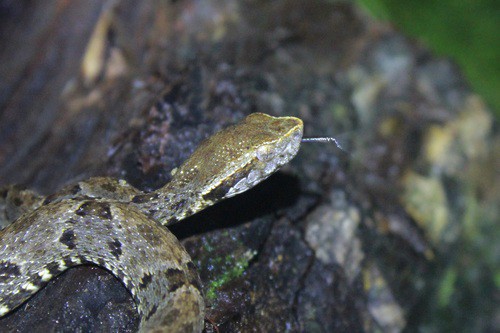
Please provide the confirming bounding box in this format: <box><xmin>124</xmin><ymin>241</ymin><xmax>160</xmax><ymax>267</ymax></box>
<box><xmin>0</xmin><ymin>1</ymin><xmax>497</xmax><ymax>332</ymax></box>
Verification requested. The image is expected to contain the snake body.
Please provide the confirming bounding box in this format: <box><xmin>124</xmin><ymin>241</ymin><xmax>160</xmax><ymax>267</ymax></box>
<box><xmin>0</xmin><ymin>113</ymin><xmax>303</xmax><ymax>332</ymax></box>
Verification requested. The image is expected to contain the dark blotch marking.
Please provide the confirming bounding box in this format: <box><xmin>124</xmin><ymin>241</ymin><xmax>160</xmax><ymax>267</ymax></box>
<box><xmin>28</xmin><ymin>261</ymin><xmax>66</xmax><ymax>288</ymax></box>
<box><xmin>108</xmin><ymin>238</ymin><xmax>122</xmax><ymax>260</ymax></box>
<box><xmin>164</xmin><ymin>268</ymin><xmax>187</xmax><ymax>293</ymax></box>
<box><xmin>75</xmin><ymin>201</ymin><xmax>91</xmax><ymax>216</ymax></box>
<box><xmin>76</xmin><ymin>255</ymin><xmax>88</xmax><ymax>264</ymax></box>
<box><xmin>0</xmin><ymin>261</ymin><xmax>21</xmax><ymax>282</ymax></box>
<box><xmin>99</xmin><ymin>203</ymin><xmax>113</xmax><ymax>220</ymax></box>
<box><xmin>42</xmin><ymin>195</ymin><xmax>54</xmax><ymax>205</ymax></box>
<box><xmin>132</xmin><ymin>193</ymin><xmax>158</xmax><ymax>204</ymax></box>
<box><xmin>13</xmin><ymin>197</ymin><xmax>22</xmax><ymax>206</ymax></box>
<box><xmin>172</xmin><ymin>198</ymin><xmax>187</xmax><ymax>212</ymax></box>
<box><xmin>70</xmin><ymin>184</ymin><xmax>82</xmax><ymax>195</ymax></box>
<box><xmin>75</xmin><ymin>201</ymin><xmax>113</xmax><ymax>220</ymax></box>
<box><xmin>145</xmin><ymin>304</ymin><xmax>159</xmax><ymax>321</ymax></box>
<box><xmin>139</xmin><ymin>273</ymin><xmax>153</xmax><ymax>290</ymax></box>
<box><xmin>31</xmin><ymin>278</ymin><xmax>46</xmax><ymax>289</ymax></box>
<box><xmin>148</xmin><ymin>209</ymin><xmax>158</xmax><ymax>217</ymax></box>
<box><xmin>61</xmin><ymin>255</ymin><xmax>78</xmax><ymax>267</ymax></box>
<box><xmin>100</xmin><ymin>182</ymin><xmax>117</xmax><ymax>193</ymax></box>
<box><xmin>97</xmin><ymin>258</ymin><xmax>107</xmax><ymax>268</ymax></box>
<box><xmin>59</xmin><ymin>230</ymin><xmax>77</xmax><ymax>250</ymax></box>
<box><xmin>186</xmin><ymin>261</ymin><xmax>202</xmax><ymax>290</ymax></box>
<box><xmin>46</xmin><ymin>261</ymin><xmax>63</xmax><ymax>276</ymax></box>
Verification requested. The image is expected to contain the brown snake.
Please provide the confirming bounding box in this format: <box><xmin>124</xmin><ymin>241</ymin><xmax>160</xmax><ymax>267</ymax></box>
<box><xmin>0</xmin><ymin>113</ymin><xmax>303</xmax><ymax>332</ymax></box>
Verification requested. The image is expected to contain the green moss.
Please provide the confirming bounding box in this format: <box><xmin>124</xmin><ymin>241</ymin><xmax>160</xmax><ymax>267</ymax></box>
<box><xmin>205</xmin><ymin>250</ymin><xmax>256</xmax><ymax>301</ymax></box>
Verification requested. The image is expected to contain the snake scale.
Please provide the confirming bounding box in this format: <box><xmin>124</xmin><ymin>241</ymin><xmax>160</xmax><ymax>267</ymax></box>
<box><xmin>0</xmin><ymin>113</ymin><xmax>303</xmax><ymax>332</ymax></box>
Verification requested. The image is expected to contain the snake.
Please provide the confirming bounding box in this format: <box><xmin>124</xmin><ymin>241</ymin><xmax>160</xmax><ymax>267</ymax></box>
<box><xmin>0</xmin><ymin>113</ymin><xmax>303</xmax><ymax>332</ymax></box>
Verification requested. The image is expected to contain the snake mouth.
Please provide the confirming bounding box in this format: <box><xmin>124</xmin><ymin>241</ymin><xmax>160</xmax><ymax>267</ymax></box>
<box><xmin>223</xmin><ymin>125</ymin><xmax>303</xmax><ymax>199</ymax></box>
<box><xmin>202</xmin><ymin>130</ymin><xmax>303</xmax><ymax>203</ymax></box>
<box><xmin>257</xmin><ymin>127</ymin><xmax>303</xmax><ymax>164</ymax></box>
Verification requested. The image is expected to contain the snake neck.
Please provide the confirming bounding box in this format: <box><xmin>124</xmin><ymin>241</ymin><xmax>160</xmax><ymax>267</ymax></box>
<box><xmin>131</xmin><ymin>181</ymin><xmax>210</xmax><ymax>226</ymax></box>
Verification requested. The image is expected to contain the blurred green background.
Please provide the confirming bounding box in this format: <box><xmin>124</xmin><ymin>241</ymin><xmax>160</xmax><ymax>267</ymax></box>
<box><xmin>352</xmin><ymin>1</ymin><xmax>499</xmax><ymax>332</ymax></box>
<box><xmin>356</xmin><ymin>0</ymin><xmax>500</xmax><ymax>117</ymax></box>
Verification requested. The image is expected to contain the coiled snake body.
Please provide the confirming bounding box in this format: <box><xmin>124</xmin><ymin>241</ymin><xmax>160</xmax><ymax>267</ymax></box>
<box><xmin>0</xmin><ymin>113</ymin><xmax>303</xmax><ymax>332</ymax></box>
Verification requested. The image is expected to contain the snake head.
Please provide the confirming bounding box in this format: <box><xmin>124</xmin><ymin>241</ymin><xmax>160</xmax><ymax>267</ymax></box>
<box><xmin>173</xmin><ymin>113</ymin><xmax>303</xmax><ymax>204</ymax></box>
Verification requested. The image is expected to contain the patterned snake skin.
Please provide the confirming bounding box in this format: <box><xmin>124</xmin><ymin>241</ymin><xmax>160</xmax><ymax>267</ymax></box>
<box><xmin>0</xmin><ymin>113</ymin><xmax>303</xmax><ymax>332</ymax></box>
